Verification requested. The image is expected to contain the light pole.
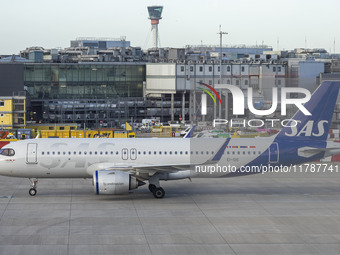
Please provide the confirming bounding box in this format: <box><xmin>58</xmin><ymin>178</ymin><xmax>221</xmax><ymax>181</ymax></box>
<box><xmin>217</xmin><ymin>25</ymin><xmax>228</xmax><ymax>119</ymax></box>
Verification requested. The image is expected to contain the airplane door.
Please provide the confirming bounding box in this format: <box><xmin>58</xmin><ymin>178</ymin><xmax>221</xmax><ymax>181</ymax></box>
<box><xmin>130</xmin><ymin>148</ymin><xmax>137</xmax><ymax>160</ymax></box>
<box><xmin>122</xmin><ymin>148</ymin><xmax>128</xmax><ymax>160</ymax></box>
<box><xmin>27</xmin><ymin>143</ymin><xmax>38</xmax><ymax>164</ymax></box>
<box><xmin>269</xmin><ymin>142</ymin><xmax>279</xmax><ymax>163</ymax></box>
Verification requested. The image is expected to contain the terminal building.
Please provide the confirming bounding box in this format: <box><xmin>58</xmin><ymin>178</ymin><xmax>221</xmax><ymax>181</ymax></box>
<box><xmin>1</xmin><ymin>39</ymin><xmax>340</xmax><ymax>129</ymax></box>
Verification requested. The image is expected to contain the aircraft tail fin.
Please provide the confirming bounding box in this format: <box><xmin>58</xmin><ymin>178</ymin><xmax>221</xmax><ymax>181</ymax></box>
<box><xmin>276</xmin><ymin>81</ymin><xmax>340</xmax><ymax>141</ymax></box>
<box><xmin>184</xmin><ymin>126</ymin><xmax>196</xmax><ymax>138</ymax></box>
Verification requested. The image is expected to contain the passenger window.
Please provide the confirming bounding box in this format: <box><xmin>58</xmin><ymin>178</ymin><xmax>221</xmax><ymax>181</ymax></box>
<box><xmin>180</xmin><ymin>151</ymin><xmax>183</xmax><ymax>155</ymax></box>
<box><xmin>79</xmin><ymin>152</ymin><xmax>82</xmax><ymax>155</ymax></box>
<box><xmin>105</xmin><ymin>151</ymin><xmax>108</xmax><ymax>155</ymax></box>
<box><xmin>42</xmin><ymin>152</ymin><xmax>44</xmax><ymax>155</ymax></box>
<box><xmin>89</xmin><ymin>151</ymin><xmax>92</xmax><ymax>155</ymax></box>
<box><xmin>159</xmin><ymin>151</ymin><xmax>162</xmax><ymax>155</ymax></box>
<box><xmin>169</xmin><ymin>151</ymin><xmax>172</xmax><ymax>155</ymax></box>
<box><xmin>175</xmin><ymin>151</ymin><xmax>178</xmax><ymax>155</ymax></box>
<box><xmin>58</xmin><ymin>152</ymin><xmax>60</xmax><ymax>155</ymax></box>
<box><xmin>68</xmin><ymin>152</ymin><xmax>71</xmax><ymax>155</ymax></box>
<box><xmin>84</xmin><ymin>152</ymin><xmax>87</xmax><ymax>155</ymax></box>
<box><xmin>73</xmin><ymin>151</ymin><xmax>76</xmax><ymax>155</ymax></box>
<box><xmin>63</xmin><ymin>152</ymin><xmax>66</xmax><ymax>155</ymax></box>
<box><xmin>47</xmin><ymin>152</ymin><xmax>50</xmax><ymax>155</ymax></box>
<box><xmin>164</xmin><ymin>151</ymin><xmax>167</xmax><ymax>155</ymax></box>
<box><xmin>116</xmin><ymin>152</ymin><xmax>119</xmax><ymax>155</ymax></box>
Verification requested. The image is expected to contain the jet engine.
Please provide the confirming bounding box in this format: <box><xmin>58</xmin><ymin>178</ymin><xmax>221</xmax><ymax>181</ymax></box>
<box><xmin>93</xmin><ymin>170</ymin><xmax>145</xmax><ymax>195</ymax></box>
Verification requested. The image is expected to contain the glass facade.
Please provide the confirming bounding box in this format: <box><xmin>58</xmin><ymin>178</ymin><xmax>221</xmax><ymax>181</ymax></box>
<box><xmin>24</xmin><ymin>63</ymin><xmax>146</xmax><ymax>99</ymax></box>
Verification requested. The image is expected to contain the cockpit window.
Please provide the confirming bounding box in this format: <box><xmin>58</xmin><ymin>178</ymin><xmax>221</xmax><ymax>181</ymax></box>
<box><xmin>0</xmin><ymin>148</ymin><xmax>15</xmax><ymax>156</ymax></box>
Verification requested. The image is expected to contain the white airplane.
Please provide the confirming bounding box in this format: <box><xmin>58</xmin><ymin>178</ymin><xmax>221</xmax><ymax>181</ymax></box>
<box><xmin>1</xmin><ymin>81</ymin><xmax>340</xmax><ymax>199</ymax></box>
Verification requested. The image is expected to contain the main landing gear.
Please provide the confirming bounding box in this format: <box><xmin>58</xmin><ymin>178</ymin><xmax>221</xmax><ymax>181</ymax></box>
<box><xmin>148</xmin><ymin>175</ymin><xmax>165</xmax><ymax>199</ymax></box>
<box><xmin>29</xmin><ymin>178</ymin><xmax>38</xmax><ymax>196</ymax></box>
<box><xmin>148</xmin><ymin>184</ymin><xmax>165</xmax><ymax>199</ymax></box>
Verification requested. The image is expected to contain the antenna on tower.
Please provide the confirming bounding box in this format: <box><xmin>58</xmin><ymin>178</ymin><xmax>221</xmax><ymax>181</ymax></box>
<box><xmin>217</xmin><ymin>25</ymin><xmax>228</xmax><ymax>64</ymax></box>
<box><xmin>147</xmin><ymin>6</ymin><xmax>163</xmax><ymax>49</ymax></box>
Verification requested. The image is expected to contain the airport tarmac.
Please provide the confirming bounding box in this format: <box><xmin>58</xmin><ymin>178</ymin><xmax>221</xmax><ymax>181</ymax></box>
<box><xmin>1</xmin><ymin>165</ymin><xmax>340</xmax><ymax>255</ymax></box>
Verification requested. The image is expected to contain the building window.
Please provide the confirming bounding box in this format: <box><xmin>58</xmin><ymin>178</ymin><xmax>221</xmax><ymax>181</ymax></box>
<box><xmin>273</xmin><ymin>66</ymin><xmax>276</xmax><ymax>72</ymax></box>
<box><xmin>180</xmin><ymin>66</ymin><xmax>184</xmax><ymax>72</ymax></box>
<box><xmin>190</xmin><ymin>66</ymin><xmax>193</xmax><ymax>72</ymax></box>
<box><xmin>278</xmin><ymin>67</ymin><xmax>281</xmax><ymax>72</ymax></box>
<box><xmin>208</xmin><ymin>66</ymin><xmax>212</xmax><ymax>72</ymax></box>
<box><xmin>245</xmin><ymin>80</ymin><xmax>248</xmax><ymax>86</ymax></box>
<box><xmin>227</xmin><ymin>66</ymin><xmax>231</xmax><ymax>72</ymax></box>
<box><xmin>241</xmin><ymin>66</ymin><xmax>245</xmax><ymax>72</ymax></box>
<box><xmin>218</xmin><ymin>66</ymin><xmax>220</xmax><ymax>72</ymax></box>
<box><xmin>199</xmin><ymin>66</ymin><xmax>203</xmax><ymax>72</ymax></box>
<box><xmin>0</xmin><ymin>102</ymin><xmax>4</xmax><ymax>107</ymax></box>
<box><xmin>209</xmin><ymin>80</ymin><xmax>212</xmax><ymax>85</ymax></box>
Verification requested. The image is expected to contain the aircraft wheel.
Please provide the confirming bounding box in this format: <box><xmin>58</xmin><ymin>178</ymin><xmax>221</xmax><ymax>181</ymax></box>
<box><xmin>148</xmin><ymin>184</ymin><xmax>156</xmax><ymax>193</ymax></box>
<box><xmin>153</xmin><ymin>187</ymin><xmax>165</xmax><ymax>199</ymax></box>
<box><xmin>29</xmin><ymin>188</ymin><xmax>37</xmax><ymax>196</ymax></box>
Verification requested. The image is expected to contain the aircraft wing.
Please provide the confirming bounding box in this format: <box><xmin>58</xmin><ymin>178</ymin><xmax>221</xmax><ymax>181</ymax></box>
<box><xmin>298</xmin><ymin>146</ymin><xmax>340</xmax><ymax>158</ymax></box>
<box><xmin>101</xmin><ymin>162</ymin><xmax>192</xmax><ymax>173</ymax></box>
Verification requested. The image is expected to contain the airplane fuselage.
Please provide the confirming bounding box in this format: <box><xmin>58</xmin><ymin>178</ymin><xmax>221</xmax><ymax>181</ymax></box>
<box><xmin>0</xmin><ymin>136</ymin><xmax>329</xmax><ymax>179</ymax></box>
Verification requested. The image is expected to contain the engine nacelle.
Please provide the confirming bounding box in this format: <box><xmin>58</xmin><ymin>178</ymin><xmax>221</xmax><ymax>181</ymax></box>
<box><xmin>93</xmin><ymin>170</ymin><xmax>144</xmax><ymax>195</ymax></box>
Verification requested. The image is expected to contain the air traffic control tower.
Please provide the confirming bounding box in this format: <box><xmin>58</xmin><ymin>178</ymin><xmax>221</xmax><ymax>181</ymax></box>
<box><xmin>147</xmin><ymin>6</ymin><xmax>163</xmax><ymax>49</ymax></box>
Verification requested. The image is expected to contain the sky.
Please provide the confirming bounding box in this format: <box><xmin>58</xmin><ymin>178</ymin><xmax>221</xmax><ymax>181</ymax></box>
<box><xmin>0</xmin><ymin>0</ymin><xmax>339</xmax><ymax>55</ymax></box>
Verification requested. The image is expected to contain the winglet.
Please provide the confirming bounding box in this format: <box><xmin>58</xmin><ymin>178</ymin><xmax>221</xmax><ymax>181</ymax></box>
<box><xmin>184</xmin><ymin>126</ymin><xmax>196</xmax><ymax>138</ymax></box>
<box><xmin>204</xmin><ymin>138</ymin><xmax>231</xmax><ymax>164</ymax></box>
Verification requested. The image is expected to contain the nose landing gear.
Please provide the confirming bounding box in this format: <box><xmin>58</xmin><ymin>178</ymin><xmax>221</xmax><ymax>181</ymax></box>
<box><xmin>29</xmin><ymin>178</ymin><xmax>38</xmax><ymax>196</ymax></box>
